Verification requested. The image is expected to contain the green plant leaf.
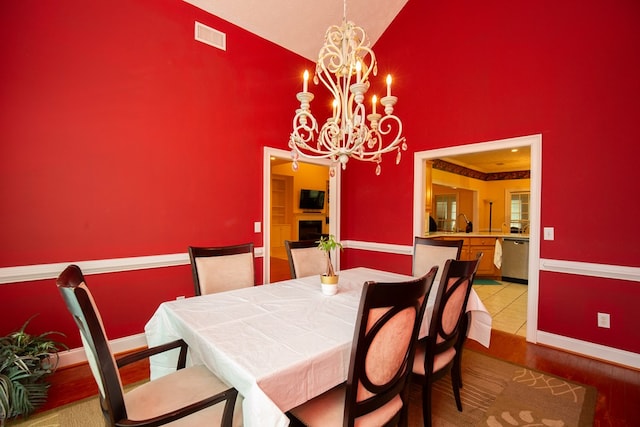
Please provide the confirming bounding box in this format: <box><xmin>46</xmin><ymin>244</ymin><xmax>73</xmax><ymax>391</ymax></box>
<box><xmin>0</xmin><ymin>315</ymin><xmax>64</xmax><ymax>421</ymax></box>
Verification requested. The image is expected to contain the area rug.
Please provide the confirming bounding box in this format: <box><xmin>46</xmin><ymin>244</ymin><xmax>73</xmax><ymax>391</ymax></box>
<box><xmin>6</xmin><ymin>395</ymin><xmax>104</xmax><ymax>427</ymax></box>
<box><xmin>474</xmin><ymin>279</ymin><xmax>502</xmax><ymax>285</ymax></box>
<box><xmin>408</xmin><ymin>349</ymin><xmax>597</xmax><ymax>427</ymax></box>
<box><xmin>8</xmin><ymin>350</ymin><xmax>596</xmax><ymax>427</ymax></box>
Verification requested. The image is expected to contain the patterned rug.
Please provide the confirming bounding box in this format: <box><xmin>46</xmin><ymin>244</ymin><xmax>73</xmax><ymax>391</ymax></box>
<box><xmin>7</xmin><ymin>350</ymin><xmax>596</xmax><ymax>427</ymax></box>
<box><xmin>408</xmin><ymin>349</ymin><xmax>596</xmax><ymax>426</ymax></box>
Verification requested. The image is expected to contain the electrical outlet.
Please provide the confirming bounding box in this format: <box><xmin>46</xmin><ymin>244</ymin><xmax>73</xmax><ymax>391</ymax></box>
<box><xmin>597</xmin><ymin>312</ymin><xmax>610</xmax><ymax>328</ymax></box>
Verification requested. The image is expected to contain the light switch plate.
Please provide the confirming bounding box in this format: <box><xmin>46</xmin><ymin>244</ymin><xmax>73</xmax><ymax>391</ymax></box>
<box><xmin>254</xmin><ymin>222</ymin><xmax>261</xmax><ymax>233</ymax></box>
<box><xmin>543</xmin><ymin>227</ymin><xmax>555</xmax><ymax>240</ymax></box>
<box><xmin>597</xmin><ymin>312</ymin><xmax>610</xmax><ymax>328</ymax></box>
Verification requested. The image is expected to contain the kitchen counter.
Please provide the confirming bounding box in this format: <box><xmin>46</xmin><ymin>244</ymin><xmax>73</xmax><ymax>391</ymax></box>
<box><xmin>426</xmin><ymin>232</ymin><xmax>529</xmax><ymax>241</ymax></box>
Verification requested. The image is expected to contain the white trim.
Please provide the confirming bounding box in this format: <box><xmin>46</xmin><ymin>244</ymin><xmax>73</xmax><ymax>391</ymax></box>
<box><xmin>262</xmin><ymin>147</ymin><xmax>340</xmax><ymax>284</ymax></box>
<box><xmin>341</xmin><ymin>240</ymin><xmax>412</xmax><ymax>255</ymax></box>
<box><xmin>413</xmin><ymin>134</ymin><xmax>542</xmax><ymax>343</ymax></box>
<box><xmin>31</xmin><ymin>247</ymin><xmax>636</xmax><ymax>369</ymax></box>
<box><xmin>537</xmin><ymin>331</ymin><xmax>640</xmax><ymax>370</ymax></box>
<box><xmin>0</xmin><ymin>250</ymin><xmax>264</xmax><ymax>285</ymax></box>
<box><xmin>57</xmin><ymin>333</ymin><xmax>148</xmax><ymax>368</ymax></box>
<box><xmin>540</xmin><ymin>258</ymin><xmax>640</xmax><ymax>282</ymax></box>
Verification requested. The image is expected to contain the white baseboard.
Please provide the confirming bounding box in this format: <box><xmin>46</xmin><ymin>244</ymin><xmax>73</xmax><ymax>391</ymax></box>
<box><xmin>536</xmin><ymin>331</ymin><xmax>640</xmax><ymax>370</ymax></box>
<box><xmin>57</xmin><ymin>333</ymin><xmax>148</xmax><ymax>368</ymax></box>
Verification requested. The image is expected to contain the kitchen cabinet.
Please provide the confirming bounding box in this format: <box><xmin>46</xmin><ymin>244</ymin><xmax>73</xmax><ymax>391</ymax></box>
<box><xmin>435</xmin><ymin>236</ymin><xmax>500</xmax><ymax>278</ymax></box>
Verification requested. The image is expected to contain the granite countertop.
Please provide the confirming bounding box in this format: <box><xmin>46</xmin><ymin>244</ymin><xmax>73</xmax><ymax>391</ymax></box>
<box><xmin>426</xmin><ymin>232</ymin><xmax>529</xmax><ymax>240</ymax></box>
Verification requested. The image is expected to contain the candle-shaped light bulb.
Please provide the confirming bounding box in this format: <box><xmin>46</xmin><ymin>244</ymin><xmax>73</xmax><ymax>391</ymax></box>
<box><xmin>303</xmin><ymin>70</ymin><xmax>309</xmax><ymax>92</ymax></box>
<box><xmin>333</xmin><ymin>99</ymin><xmax>338</xmax><ymax>118</ymax></box>
<box><xmin>386</xmin><ymin>74</ymin><xmax>392</xmax><ymax>97</ymax></box>
<box><xmin>356</xmin><ymin>61</ymin><xmax>362</xmax><ymax>83</ymax></box>
<box><xmin>372</xmin><ymin>95</ymin><xmax>377</xmax><ymax>114</ymax></box>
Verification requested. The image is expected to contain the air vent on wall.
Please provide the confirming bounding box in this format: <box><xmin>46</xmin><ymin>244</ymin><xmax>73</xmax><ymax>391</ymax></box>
<box><xmin>195</xmin><ymin>21</ymin><xmax>226</xmax><ymax>51</ymax></box>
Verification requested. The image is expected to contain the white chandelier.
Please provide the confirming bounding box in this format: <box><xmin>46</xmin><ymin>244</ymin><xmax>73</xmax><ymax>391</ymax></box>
<box><xmin>288</xmin><ymin>1</ymin><xmax>407</xmax><ymax>176</ymax></box>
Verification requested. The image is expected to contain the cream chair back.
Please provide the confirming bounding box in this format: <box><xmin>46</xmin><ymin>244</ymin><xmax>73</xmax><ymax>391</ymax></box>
<box><xmin>285</xmin><ymin>240</ymin><xmax>327</xmax><ymax>279</ymax></box>
<box><xmin>189</xmin><ymin>244</ymin><xmax>255</xmax><ymax>295</ymax></box>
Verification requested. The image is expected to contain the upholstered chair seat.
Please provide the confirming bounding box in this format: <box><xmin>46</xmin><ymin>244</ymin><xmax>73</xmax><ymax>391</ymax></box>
<box><xmin>123</xmin><ymin>365</ymin><xmax>240</xmax><ymax>425</ymax></box>
<box><xmin>56</xmin><ymin>264</ymin><xmax>241</xmax><ymax>427</ymax></box>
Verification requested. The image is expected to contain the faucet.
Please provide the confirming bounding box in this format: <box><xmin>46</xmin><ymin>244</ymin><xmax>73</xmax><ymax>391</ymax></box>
<box><xmin>458</xmin><ymin>214</ymin><xmax>472</xmax><ymax>233</ymax></box>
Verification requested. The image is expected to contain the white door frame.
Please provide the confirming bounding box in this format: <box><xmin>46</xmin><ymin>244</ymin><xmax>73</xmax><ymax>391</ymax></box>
<box><xmin>413</xmin><ymin>134</ymin><xmax>542</xmax><ymax>342</ymax></box>
<box><xmin>263</xmin><ymin>147</ymin><xmax>341</xmax><ymax>283</ymax></box>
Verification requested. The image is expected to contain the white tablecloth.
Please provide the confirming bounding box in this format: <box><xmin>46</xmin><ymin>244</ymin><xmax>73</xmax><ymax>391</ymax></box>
<box><xmin>144</xmin><ymin>267</ymin><xmax>492</xmax><ymax>427</ymax></box>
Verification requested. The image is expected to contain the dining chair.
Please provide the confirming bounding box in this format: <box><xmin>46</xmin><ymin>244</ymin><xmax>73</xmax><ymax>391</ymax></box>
<box><xmin>188</xmin><ymin>243</ymin><xmax>255</xmax><ymax>295</ymax></box>
<box><xmin>287</xmin><ymin>266</ymin><xmax>439</xmax><ymax>427</ymax></box>
<box><xmin>412</xmin><ymin>236</ymin><xmax>464</xmax><ymax>285</ymax></box>
<box><xmin>56</xmin><ymin>264</ymin><xmax>241</xmax><ymax>427</ymax></box>
<box><xmin>284</xmin><ymin>239</ymin><xmax>327</xmax><ymax>279</ymax></box>
<box><xmin>411</xmin><ymin>256</ymin><xmax>481</xmax><ymax>427</ymax></box>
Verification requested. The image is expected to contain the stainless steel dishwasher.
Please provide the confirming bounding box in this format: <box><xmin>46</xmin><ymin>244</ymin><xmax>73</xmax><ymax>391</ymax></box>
<box><xmin>501</xmin><ymin>237</ymin><xmax>529</xmax><ymax>284</ymax></box>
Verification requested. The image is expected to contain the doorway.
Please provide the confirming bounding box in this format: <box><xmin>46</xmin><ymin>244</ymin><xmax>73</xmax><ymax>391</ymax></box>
<box><xmin>413</xmin><ymin>134</ymin><xmax>541</xmax><ymax>343</ymax></box>
<box><xmin>263</xmin><ymin>147</ymin><xmax>341</xmax><ymax>284</ymax></box>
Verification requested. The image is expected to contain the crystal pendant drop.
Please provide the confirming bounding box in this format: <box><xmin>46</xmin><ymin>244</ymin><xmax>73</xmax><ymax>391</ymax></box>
<box><xmin>329</xmin><ymin>166</ymin><xmax>336</xmax><ymax>178</ymax></box>
<box><xmin>375</xmin><ymin>164</ymin><xmax>381</xmax><ymax>176</ymax></box>
<box><xmin>291</xmin><ymin>161</ymin><xmax>299</xmax><ymax>171</ymax></box>
<box><xmin>396</xmin><ymin>150</ymin><xmax>402</xmax><ymax>165</ymax></box>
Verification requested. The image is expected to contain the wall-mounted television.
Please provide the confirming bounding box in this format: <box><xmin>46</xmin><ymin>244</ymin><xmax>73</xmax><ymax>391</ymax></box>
<box><xmin>299</xmin><ymin>189</ymin><xmax>325</xmax><ymax>210</ymax></box>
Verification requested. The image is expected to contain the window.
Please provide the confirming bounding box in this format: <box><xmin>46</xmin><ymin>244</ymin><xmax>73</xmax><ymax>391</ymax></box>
<box><xmin>435</xmin><ymin>194</ymin><xmax>457</xmax><ymax>232</ymax></box>
<box><xmin>510</xmin><ymin>191</ymin><xmax>530</xmax><ymax>233</ymax></box>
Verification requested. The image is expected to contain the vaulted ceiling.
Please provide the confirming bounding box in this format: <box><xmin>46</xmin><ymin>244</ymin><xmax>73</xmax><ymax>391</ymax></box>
<box><xmin>183</xmin><ymin>0</ymin><xmax>409</xmax><ymax>61</ymax></box>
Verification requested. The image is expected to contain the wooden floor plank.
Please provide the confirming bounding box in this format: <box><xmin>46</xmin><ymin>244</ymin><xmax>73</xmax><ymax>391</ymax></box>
<box><xmin>37</xmin><ymin>327</ymin><xmax>639</xmax><ymax>426</ymax></box>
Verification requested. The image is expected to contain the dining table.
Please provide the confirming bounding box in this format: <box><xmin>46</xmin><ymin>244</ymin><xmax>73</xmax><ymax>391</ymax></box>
<box><xmin>144</xmin><ymin>267</ymin><xmax>492</xmax><ymax>427</ymax></box>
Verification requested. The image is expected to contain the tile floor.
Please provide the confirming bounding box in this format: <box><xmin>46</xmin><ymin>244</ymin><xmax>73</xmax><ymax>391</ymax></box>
<box><xmin>473</xmin><ymin>281</ymin><xmax>528</xmax><ymax>337</ymax></box>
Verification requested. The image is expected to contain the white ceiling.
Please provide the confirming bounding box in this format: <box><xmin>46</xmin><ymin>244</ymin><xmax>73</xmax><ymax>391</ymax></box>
<box><xmin>442</xmin><ymin>147</ymin><xmax>531</xmax><ymax>174</ymax></box>
<box><xmin>183</xmin><ymin>0</ymin><xmax>409</xmax><ymax>61</ymax></box>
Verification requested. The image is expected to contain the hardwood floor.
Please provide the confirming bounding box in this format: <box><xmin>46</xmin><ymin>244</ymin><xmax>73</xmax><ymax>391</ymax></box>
<box><xmin>37</xmin><ymin>329</ymin><xmax>639</xmax><ymax>426</ymax></box>
<box><xmin>464</xmin><ymin>331</ymin><xmax>640</xmax><ymax>427</ymax></box>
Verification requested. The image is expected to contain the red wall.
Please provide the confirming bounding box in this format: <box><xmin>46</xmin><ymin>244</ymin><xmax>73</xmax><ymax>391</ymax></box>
<box><xmin>0</xmin><ymin>0</ymin><xmax>307</xmax><ymax>347</ymax></box>
<box><xmin>1</xmin><ymin>0</ymin><xmax>639</xmax><ymax>356</ymax></box>
<box><xmin>341</xmin><ymin>0</ymin><xmax>640</xmax><ymax>352</ymax></box>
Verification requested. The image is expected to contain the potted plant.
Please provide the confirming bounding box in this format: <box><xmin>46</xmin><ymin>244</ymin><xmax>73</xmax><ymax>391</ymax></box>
<box><xmin>317</xmin><ymin>235</ymin><xmax>343</xmax><ymax>293</ymax></box>
<box><xmin>0</xmin><ymin>316</ymin><xmax>66</xmax><ymax>425</ymax></box>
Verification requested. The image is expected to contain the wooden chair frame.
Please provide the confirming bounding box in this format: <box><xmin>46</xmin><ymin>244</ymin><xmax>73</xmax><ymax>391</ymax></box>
<box><xmin>412</xmin><ymin>257</ymin><xmax>481</xmax><ymax>427</ymax></box>
<box><xmin>56</xmin><ymin>264</ymin><xmax>239</xmax><ymax>427</ymax></box>
<box><xmin>288</xmin><ymin>267</ymin><xmax>438</xmax><ymax>427</ymax></box>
